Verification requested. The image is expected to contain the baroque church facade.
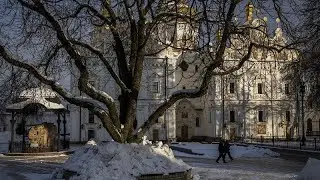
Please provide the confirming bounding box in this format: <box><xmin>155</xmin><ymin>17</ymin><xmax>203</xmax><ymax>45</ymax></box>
<box><xmin>66</xmin><ymin>2</ymin><xmax>301</xmax><ymax>142</ymax></box>
<box><xmin>4</xmin><ymin>2</ymin><xmax>320</xmax><ymax>144</ymax></box>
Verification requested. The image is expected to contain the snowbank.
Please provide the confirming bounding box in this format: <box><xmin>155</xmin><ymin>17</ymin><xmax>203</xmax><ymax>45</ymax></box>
<box><xmin>53</xmin><ymin>140</ymin><xmax>191</xmax><ymax>180</ymax></box>
<box><xmin>297</xmin><ymin>158</ymin><xmax>320</xmax><ymax>180</ymax></box>
<box><xmin>172</xmin><ymin>143</ymin><xmax>280</xmax><ymax>158</ymax></box>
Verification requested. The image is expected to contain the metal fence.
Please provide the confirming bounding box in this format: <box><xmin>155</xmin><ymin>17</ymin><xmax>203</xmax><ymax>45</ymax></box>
<box><xmin>241</xmin><ymin>136</ymin><xmax>320</xmax><ymax>151</ymax></box>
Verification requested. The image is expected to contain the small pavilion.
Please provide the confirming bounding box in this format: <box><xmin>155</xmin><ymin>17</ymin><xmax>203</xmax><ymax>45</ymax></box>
<box><xmin>6</xmin><ymin>87</ymin><xmax>69</xmax><ymax>153</ymax></box>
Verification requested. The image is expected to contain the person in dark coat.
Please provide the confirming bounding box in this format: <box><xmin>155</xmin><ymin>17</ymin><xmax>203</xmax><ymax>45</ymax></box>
<box><xmin>224</xmin><ymin>140</ymin><xmax>233</xmax><ymax>161</ymax></box>
<box><xmin>216</xmin><ymin>140</ymin><xmax>226</xmax><ymax>163</ymax></box>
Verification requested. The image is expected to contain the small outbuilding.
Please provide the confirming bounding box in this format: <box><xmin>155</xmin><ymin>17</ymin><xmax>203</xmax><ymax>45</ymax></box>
<box><xmin>6</xmin><ymin>87</ymin><xmax>69</xmax><ymax>153</ymax></box>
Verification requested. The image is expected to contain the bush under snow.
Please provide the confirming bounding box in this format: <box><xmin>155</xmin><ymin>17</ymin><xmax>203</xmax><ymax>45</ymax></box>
<box><xmin>53</xmin><ymin>140</ymin><xmax>191</xmax><ymax>180</ymax></box>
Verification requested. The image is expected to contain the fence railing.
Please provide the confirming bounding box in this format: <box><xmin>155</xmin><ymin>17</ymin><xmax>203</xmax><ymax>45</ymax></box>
<box><xmin>8</xmin><ymin>140</ymin><xmax>69</xmax><ymax>153</ymax></box>
<box><xmin>307</xmin><ymin>131</ymin><xmax>320</xmax><ymax>136</ymax></box>
<box><xmin>240</xmin><ymin>136</ymin><xmax>320</xmax><ymax>151</ymax></box>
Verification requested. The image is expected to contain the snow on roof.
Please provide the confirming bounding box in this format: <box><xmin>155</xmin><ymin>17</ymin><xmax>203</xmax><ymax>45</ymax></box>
<box><xmin>53</xmin><ymin>140</ymin><xmax>191</xmax><ymax>180</ymax></box>
<box><xmin>6</xmin><ymin>97</ymin><xmax>65</xmax><ymax>111</ymax></box>
<box><xmin>20</xmin><ymin>88</ymin><xmax>57</xmax><ymax>98</ymax></box>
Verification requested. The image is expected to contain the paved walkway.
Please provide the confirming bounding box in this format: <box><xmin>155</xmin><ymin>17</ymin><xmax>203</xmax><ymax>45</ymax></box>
<box><xmin>0</xmin><ymin>155</ymin><xmax>68</xmax><ymax>179</ymax></box>
<box><xmin>0</xmin><ymin>146</ymin><xmax>307</xmax><ymax>180</ymax></box>
<box><xmin>179</xmin><ymin>156</ymin><xmax>305</xmax><ymax>180</ymax></box>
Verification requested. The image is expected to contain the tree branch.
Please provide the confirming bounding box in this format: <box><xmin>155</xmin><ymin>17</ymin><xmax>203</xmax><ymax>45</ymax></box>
<box><xmin>134</xmin><ymin>0</ymin><xmax>240</xmax><ymax>140</ymax></box>
<box><xmin>70</xmin><ymin>39</ymin><xmax>130</xmax><ymax>93</ymax></box>
<box><xmin>0</xmin><ymin>45</ymin><xmax>122</xmax><ymax>142</ymax></box>
<box><xmin>16</xmin><ymin>0</ymin><xmax>122</xmax><ymax>130</ymax></box>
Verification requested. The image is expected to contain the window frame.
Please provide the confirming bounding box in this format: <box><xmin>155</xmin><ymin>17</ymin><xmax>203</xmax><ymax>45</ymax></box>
<box><xmin>257</xmin><ymin>83</ymin><xmax>263</xmax><ymax>94</ymax></box>
<box><xmin>182</xmin><ymin>112</ymin><xmax>188</xmax><ymax>118</ymax></box>
<box><xmin>152</xmin><ymin>81</ymin><xmax>160</xmax><ymax>93</ymax></box>
<box><xmin>258</xmin><ymin>110</ymin><xmax>264</xmax><ymax>122</ymax></box>
<box><xmin>88</xmin><ymin>129</ymin><xmax>95</xmax><ymax>140</ymax></box>
<box><xmin>196</xmin><ymin>117</ymin><xmax>200</xmax><ymax>127</ymax></box>
<box><xmin>285</xmin><ymin>111</ymin><xmax>290</xmax><ymax>122</ymax></box>
<box><xmin>285</xmin><ymin>84</ymin><xmax>290</xmax><ymax>95</ymax></box>
<box><xmin>230</xmin><ymin>110</ymin><xmax>235</xmax><ymax>122</ymax></box>
<box><xmin>229</xmin><ymin>82</ymin><xmax>235</xmax><ymax>94</ymax></box>
<box><xmin>89</xmin><ymin>111</ymin><xmax>95</xmax><ymax>123</ymax></box>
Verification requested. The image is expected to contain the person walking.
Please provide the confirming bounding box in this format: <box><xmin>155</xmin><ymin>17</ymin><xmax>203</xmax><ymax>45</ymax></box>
<box><xmin>216</xmin><ymin>140</ymin><xmax>226</xmax><ymax>163</ymax></box>
<box><xmin>224</xmin><ymin>140</ymin><xmax>233</xmax><ymax>161</ymax></box>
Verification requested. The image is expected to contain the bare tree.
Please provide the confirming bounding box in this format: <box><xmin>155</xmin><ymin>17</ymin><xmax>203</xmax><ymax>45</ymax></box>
<box><xmin>0</xmin><ymin>0</ymin><xmax>289</xmax><ymax>143</ymax></box>
<box><xmin>279</xmin><ymin>0</ymin><xmax>320</xmax><ymax>108</ymax></box>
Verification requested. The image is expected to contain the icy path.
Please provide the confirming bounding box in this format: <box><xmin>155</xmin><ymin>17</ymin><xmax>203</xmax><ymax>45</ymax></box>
<box><xmin>179</xmin><ymin>156</ymin><xmax>304</xmax><ymax>180</ymax></box>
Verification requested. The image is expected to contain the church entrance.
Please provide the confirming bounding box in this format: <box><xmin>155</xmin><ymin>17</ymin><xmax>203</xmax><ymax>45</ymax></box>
<box><xmin>152</xmin><ymin>129</ymin><xmax>159</xmax><ymax>141</ymax></box>
<box><xmin>181</xmin><ymin>125</ymin><xmax>188</xmax><ymax>140</ymax></box>
<box><xmin>229</xmin><ymin>127</ymin><xmax>236</xmax><ymax>140</ymax></box>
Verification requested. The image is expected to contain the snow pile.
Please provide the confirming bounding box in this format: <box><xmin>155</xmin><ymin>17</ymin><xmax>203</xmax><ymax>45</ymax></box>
<box><xmin>172</xmin><ymin>143</ymin><xmax>279</xmax><ymax>158</ymax></box>
<box><xmin>297</xmin><ymin>158</ymin><xmax>320</xmax><ymax>180</ymax></box>
<box><xmin>53</xmin><ymin>140</ymin><xmax>191</xmax><ymax>180</ymax></box>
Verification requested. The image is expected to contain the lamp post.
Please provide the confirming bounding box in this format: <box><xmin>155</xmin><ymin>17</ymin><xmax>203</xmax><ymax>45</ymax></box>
<box><xmin>300</xmin><ymin>82</ymin><xmax>306</xmax><ymax>146</ymax></box>
<box><xmin>164</xmin><ymin>57</ymin><xmax>168</xmax><ymax>143</ymax></box>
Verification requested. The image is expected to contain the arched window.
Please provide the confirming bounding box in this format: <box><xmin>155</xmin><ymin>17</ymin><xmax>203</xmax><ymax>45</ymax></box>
<box><xmin>196</xmin><ymin>117</ymin><xmax>200</xmax><ymax>127</ymax></box>
<box><xmin>307</xmin><ymin>119</ymin><xmax>312</xmax><ymax>133</ymax></box>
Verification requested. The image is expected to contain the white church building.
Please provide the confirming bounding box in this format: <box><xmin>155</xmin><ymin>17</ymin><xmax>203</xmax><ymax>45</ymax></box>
<box><xmin>66</xmin><ymin>2</ymin><xmax>300</xmax><ymax>142</ymax></box>
<box><xmin>1</xmin><ymin>2</ymin><xmax>320</xmax><ymax>145</ymax></box>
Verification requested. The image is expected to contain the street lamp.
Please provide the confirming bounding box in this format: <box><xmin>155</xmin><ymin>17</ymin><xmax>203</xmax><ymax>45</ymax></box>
<box><xmin>164</xmin><ymin>57</ymin><xmax>168</xmax><ymax>143</ymax></box>
<box><xmin>300</xmin><ymin>82</ymin><xmax>306</xmax><ymax>146</ymax></box>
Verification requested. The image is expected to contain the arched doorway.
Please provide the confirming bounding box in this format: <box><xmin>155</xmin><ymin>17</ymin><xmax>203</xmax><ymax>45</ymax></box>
<box><xmin>307</xmin><ymin>119</ymin><xmax>312</xmax><ymax>134</ymax></box>
<box><xmin>181</xmin><ymin>125</ymin><xmax>188</xmax><ymax>140</ymax></box>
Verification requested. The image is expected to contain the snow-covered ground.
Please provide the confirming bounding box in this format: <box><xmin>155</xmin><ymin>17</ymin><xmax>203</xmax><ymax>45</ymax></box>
<box><xmin>0</xmin><ymin>141</ymin><xmax>314</xmax><ymax>180</ymax></box>
<box><xmin>172</xmin><ymin>142</ymin><xmax>280</xmax><ymax>159</ymax></box>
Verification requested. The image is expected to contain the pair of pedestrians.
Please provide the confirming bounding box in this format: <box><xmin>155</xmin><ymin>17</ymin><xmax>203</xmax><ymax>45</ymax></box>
<box><xmin>216</xmin><ymin>140</ymin><xmax>233</xmax><ymax>163</ymax></box>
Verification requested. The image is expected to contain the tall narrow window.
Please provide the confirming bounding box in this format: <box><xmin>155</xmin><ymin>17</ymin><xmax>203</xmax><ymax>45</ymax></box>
<box><xmin>196</xmin><ymin>117</ymin><xmax>200</xmax><ymax>127</ymax></box>
<box><xmin>286</xmin><ymin>111</ymin><xmax>290</xmax><ymax>122</ymax></box>
<box><xmin>89</xmin><ymin>111</ymin><xmax>94</xmax><ymax>123</ymax></box>
<box><xmin>229</xmin><ymin>82</ymin><xmax>235</xmax><ymax>94</ymax></box>
<box><xmin>195</xmin><ymin>65</ymin><xmax>199</xmax><ymax>72</ymax></box>
<box><xmin>230</xmin><ymin>110</ymin><xmax>235</xmax><ymax>122</ymax></box>
<box><xmin>285</xmin><ymin>84</ymin><xmax>290</xmax><ymax>95</ymax></box>
<box><xmin>258</xmin><ymin>83</ymin><xmax>263</xmax><ymax>94</ymax></box>
<box><xmin>258</xmin><ymin>111</ymin><xmax>264</xmax><ymax>122</ymax></box>
<box><xmin>152</xmin><ymin>82</ymin><xmax>160</xmax><ymax>93</ymax></box>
